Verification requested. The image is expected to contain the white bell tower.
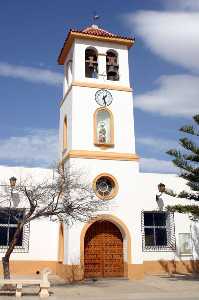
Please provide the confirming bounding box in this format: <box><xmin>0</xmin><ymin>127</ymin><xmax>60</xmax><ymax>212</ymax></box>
<box><xmin>58</xmin><ymin>25</ymin><xmax>138</xmax><ymax>160</ymax></box>
<box><xmin>57</xmin><ymin>25</ymin><xmax>143</xmax><ymax>280</ymax></box>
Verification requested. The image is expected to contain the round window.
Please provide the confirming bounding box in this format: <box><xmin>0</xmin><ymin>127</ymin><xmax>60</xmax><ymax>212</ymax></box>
<box><xmin>93</xmin><ymin>174</ymin><xmax>118</xmax><ymax>200</ymax></box>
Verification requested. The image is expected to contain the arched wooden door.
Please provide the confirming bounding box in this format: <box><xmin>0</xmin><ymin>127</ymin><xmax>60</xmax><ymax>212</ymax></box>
<box><xmin>84</xmin><ymin>220</ymin><xmax>124</xmax><ymax>278</ymax></box>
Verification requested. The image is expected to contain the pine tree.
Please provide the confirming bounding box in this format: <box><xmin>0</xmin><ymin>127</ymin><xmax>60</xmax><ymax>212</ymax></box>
<box><xmin>166</xmin><ymin>114</ymin><xmax>199</xmax><ymax>218</ymax></box>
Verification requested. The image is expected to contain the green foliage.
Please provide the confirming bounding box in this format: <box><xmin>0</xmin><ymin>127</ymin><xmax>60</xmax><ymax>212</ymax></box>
<box><xmin>167</xmin><ymin>205</ymin><xmax>199</xmax><ymax>220</ymax></box>
<box><xmin>166</xmin><ymin>114</ymin><xmax>199</xmax><ymax>217</ymax></box>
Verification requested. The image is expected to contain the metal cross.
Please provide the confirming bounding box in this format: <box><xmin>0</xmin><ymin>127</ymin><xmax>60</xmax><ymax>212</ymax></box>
<box><xmin>93</xmin><ymin>12</ymin><xmax>100</xmax><ymax>25</ymax></box>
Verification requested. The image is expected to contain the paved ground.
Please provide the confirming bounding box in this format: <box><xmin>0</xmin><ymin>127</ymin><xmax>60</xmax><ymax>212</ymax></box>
<box><xmin>0</xmin><ymin>274</ymin><xmax>199</xmax><ymax>299</ymax></box>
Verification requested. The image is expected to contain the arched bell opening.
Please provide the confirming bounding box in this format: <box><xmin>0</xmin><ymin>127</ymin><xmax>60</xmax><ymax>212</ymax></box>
<box><xmin>85</xmin><ymin>47</ymin><xmax>98</xmax><ymax>78</ymax></box>
<box><xmin>106</xmin><ymin>50</ymin><xmax>119</xmax><ymax>81</ymax></box>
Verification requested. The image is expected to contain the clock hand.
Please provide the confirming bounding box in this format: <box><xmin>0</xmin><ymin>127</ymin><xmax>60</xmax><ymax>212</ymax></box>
<box><xmin>102</xmin><ymin>95</ymin><xmax>107</xmax><ymax>106</ymax></box>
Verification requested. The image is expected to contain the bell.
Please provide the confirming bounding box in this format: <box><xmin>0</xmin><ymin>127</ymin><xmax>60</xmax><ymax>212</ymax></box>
<box><xmin>107</xmin><ymin>65</ymin><xmax>117</xmax><ymax>77</ymax></box>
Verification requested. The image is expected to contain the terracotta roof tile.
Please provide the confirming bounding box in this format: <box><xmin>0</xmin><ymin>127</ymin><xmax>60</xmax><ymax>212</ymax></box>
<box><xmin>71</xmin><ymin>25</ymin><xmax>133</xmax><ymax>40</ymax></box>
<box><xmin>82</xmin><ymin>26</ymin><xmax>117</xmax><ymax>37</ymax></box>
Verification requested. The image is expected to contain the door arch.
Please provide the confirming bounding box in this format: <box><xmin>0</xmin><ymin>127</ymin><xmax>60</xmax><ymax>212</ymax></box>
<box><xmin>84</xmin><ymin>220</ymin><xmax>124</xmax><ymax>278</ymax></box>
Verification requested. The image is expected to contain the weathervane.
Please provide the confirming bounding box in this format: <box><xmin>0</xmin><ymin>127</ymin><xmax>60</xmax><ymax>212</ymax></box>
<box><xmin>92</xmin><ymin>12</ymin><xmax>100</xmax><ymax>26</ymax></box>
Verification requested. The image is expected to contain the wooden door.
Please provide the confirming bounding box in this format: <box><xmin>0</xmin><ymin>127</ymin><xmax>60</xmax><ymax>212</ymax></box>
<box><xmin>84</xmin><ymin>220</ymin><xmax>124</xmax><ymax>278</ymax></box>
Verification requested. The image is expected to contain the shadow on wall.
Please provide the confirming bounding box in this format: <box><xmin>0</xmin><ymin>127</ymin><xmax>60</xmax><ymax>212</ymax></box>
<box><xmin>192</xmin><ymin>223</ymin><xmax>199</xmax><ymax>258</ymax></box>
<box><xmin>159</xmin><ymin>224</ymin><xmax>199</xmax><ymax>276</ymax></box>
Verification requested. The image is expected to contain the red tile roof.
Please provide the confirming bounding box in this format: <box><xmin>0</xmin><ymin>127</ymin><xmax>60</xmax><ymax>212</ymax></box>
<box><xmin>72</xmin><ymin>25</ymin><xmax>134</xmax><ymax>41</ymax></box>
<box><xmin>58</xmin><ymin>25</ymin><xmax>134</xmax><ymax>65</ymax></box>
<box><xmin>82</xmin><ymin>26</ymin><xmax>116</xmax><ymax>37</ymax></box>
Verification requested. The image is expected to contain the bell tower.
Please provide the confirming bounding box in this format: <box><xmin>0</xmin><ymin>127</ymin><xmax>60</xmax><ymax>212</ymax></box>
<box><xmin>58</xmin><ymin>24</ymin><xmax>138</xmax><ymax>161</ymax></box>
<box><xmin>57</xmin><ymin>25</ymin><xmax>144</xmax><ymax>280</ymax></box>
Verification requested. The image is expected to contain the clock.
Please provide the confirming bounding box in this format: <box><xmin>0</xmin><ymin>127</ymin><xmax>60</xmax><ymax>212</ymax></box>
<box><xmin>95</xmin><ymin>89</ymin><xmax>113</xmax><ymax>106</ymax></box>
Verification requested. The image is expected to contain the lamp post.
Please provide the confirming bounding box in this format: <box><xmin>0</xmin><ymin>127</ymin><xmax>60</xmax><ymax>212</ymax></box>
<box><xmin>9</xmin><ymin>177</ymin><xmax>17</xmax><ymax>188</ymax></box>
<box><xmin>156</xmin><ymin>183</ymin><xmax>166</xmax><ymax>201</ymax></box>
<box><xmin>6</xmin><ymin>177</ymin><xmax>17</xmax><ymax>246</ymax></box>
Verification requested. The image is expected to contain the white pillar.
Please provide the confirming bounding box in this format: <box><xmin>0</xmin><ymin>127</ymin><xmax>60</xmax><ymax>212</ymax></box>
<box><xmin>98</xmin><ymin>53</ymin><xmax>107</xmax><ymax>82</ymax></box>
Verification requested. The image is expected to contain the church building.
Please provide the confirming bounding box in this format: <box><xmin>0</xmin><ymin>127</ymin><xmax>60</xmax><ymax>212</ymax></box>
<box><xmin>0</xmin><ymin>25</ymin><xmax>198</xmax><ymax>281</ymax></box>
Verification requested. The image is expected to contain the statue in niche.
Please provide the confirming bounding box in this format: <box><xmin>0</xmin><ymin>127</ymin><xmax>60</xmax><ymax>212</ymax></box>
<box><xmin>98</xmin><ymin>122</ymin><xmax>107</xmax><ymax>143</ymax></box>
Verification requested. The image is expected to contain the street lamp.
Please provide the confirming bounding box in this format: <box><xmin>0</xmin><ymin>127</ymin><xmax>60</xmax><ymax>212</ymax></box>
<box><xmin>156</xmin><ymin>183</ymin><xmax>166</xmax><ymax>201</ymax></box>
<box><xmin>9</xmin><ymin>176</ymin><xmax>17</xmax><ymax>188</ymax></box>
<box><xmin>6</xmin><ymin>177</ymin><xmax>17</xmax><ymax>246</ymax></box>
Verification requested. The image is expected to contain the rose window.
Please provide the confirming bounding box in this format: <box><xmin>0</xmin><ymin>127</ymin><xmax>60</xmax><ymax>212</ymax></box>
<box><xmin>94</xmin><ymin>174</ymin><xmax>118</xmax><ymax>200</ymax></box>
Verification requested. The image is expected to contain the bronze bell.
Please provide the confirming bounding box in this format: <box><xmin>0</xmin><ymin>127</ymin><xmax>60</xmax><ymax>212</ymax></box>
<box><xmin>107</xmin><ymin>65</ymin><xmax>117</xmax><ymax>76</ymax></box>
<box><xmin>107</xmin><ymin>65</ymin><xmax>119</xmax><ymax>80</ymax></box>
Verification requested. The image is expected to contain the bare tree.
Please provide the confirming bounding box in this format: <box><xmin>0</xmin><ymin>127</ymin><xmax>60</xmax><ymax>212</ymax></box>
<box><xmin>0</xmin><ymin>165</ymin><xmax>107</xmax><ymax>280</ymax></box>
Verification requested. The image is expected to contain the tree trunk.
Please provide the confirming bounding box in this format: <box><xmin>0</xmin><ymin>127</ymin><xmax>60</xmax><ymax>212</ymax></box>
<box><xmin>2</xmin><ymin>257</ymin><xmax>10</xmax><ymax>279</ymax></box>
<box><xmin>2</xmin><ymin>223</ymin><xmax>23</xmax><ymax>280</ymax></box>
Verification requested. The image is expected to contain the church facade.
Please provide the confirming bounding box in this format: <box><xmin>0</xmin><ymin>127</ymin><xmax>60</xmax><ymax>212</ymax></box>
<box><xmin>0</xmin><ymin>25</ymin><xmax>199</xmax><ymax>280</ymax></box>
<box><xmin>57</xmin><ymin>25</ymin><xmax>199</xmax><ymax>280</ymax></box>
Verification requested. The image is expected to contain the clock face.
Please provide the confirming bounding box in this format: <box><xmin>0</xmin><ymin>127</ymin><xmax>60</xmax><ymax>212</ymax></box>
<box><xmin>95</xmin><ymin>89</ymin><xmax>113</xmax><ymax>106</ymax></box>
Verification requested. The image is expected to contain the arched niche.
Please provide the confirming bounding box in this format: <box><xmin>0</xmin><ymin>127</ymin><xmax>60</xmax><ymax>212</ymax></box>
<box><xmin>94</xmin><ymin>108</ymin><xmax>114</xmax><ymax>146</ymax></box>
<box><xmin>85</xmin><ymin>47</ymin><xmax>98</xmax><ymax>78</ymax></box>
<box><xmin>63</xmin><ymin>116</ymin><xmax>67</xmax><ymax>150</ymax></box>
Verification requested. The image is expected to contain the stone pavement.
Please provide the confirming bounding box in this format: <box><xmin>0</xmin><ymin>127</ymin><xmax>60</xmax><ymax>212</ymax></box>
<box><xmin>0</xmin><ymin>274</ymin><xmax>199</xmax><ymax>299</ymax></box>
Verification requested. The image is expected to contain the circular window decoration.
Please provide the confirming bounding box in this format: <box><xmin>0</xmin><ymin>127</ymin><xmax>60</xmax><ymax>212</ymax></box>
<box><xmin>93</xmin><ymin>173</ymin><xmax>118</xmax><ymax>200</ymax></box>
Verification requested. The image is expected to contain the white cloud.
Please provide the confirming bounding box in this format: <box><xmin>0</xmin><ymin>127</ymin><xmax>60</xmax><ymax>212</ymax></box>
<box><xmin>140</xmin><ymin>157</ymin><xmax>176</xmax><ymax>173</ymax></box>
<box><xmin>126</xmin><ymin>10</ymin><xmax>199</xmax><ymax>73</ymax></box>
<box><xmin>0</xmin><ymin>62</ymin><xmax>62</xmax><ymax>86</ymax></box>
<box><xmin>165</xmin><ymin>0</ymin><xmax>199</xmax><ymax>11</ymax></box>
<box><xmin>0</xmin><ymin>129</ymin><xmax>58</xmax><ymax>167</ymax></box>
<box><xmin>134</xmin><ymin>74</ymin><xmax>199</xmax><ymax>117</ymax></box>
<box><xmin>137</xmin><ymin>137</ymin><xmax>177</xmax><ymax>152</ymax></box>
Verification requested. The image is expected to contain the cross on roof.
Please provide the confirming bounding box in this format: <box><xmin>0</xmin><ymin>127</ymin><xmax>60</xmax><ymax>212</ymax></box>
<box><xmin>92</xmin><ymin>13</ymin><xmax>100</xmax><ymax>26</ymax></box>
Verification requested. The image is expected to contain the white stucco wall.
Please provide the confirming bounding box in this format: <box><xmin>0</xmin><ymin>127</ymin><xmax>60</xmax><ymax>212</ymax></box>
<box><xmin>0</xmin><ymin>166</ymin><xmax>60</xmax><ymax>262</ymax></box>
<box><xmin>60</xmin><ymin>85</ymin><xmax>136</xmax><ymax>155</ymax></box>
<box><xmin>63</xmin><ymin>161</ymin><xmax>199</xmax><ymax>265</ymax></box>
<box><xmin>71</xmin><ymin>86</ymin><xmax>135</xmax><ymax>153</ymax></box>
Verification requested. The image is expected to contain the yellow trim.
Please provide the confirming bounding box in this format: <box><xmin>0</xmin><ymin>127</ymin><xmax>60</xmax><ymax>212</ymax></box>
<box><xmin>0</xmin><ymin>261</ymin><xmax>57</xmax><ymax>276</ymax></box>
<box><xmin>93</xmin><ymin>107</ymin><xmax>114</xmax><ymax>147</ymax></box>
<box><xmin>58</xmin><ymin>223</ymin><xmax>64</xmax><ymax>263</ymax></box>
<box><xmin>80</xmin><ymin>214</ymin><xmax>132</xmax><ymax>278</ymax></box>
<box><xmin>62</xmin><ymin>150</ymin><xmax>139</xmax><ymax>161</ymax></box>
<box><xmin>92</xmin><ymin>173</ymin><xmax>118</xmax><ymax>200</ymax></box>
<box><xmin>72</xmin><ymin>80</ymin><xmax>132</xmax><ymax>92</ymax></box>
<box><xmin>58</xmin><ymin>32</ymin><xmax>134</xmax><ymax>65</ymax></box>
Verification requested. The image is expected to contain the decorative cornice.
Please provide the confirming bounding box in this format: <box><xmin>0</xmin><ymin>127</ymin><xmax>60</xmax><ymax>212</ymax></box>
<box><xmin>62</xmin><ymin>150</ymin><xmax>139</xmax><ymax>162</ymax></box>
<box><xmin>72</xmin><ymin>80</ymin><xmax>132</xmax><ymax>92</ymax></box>
<box><xmin>60</xmin><ymin>81</ymin><xmax>132</xmax><ymax>107</ymax></box>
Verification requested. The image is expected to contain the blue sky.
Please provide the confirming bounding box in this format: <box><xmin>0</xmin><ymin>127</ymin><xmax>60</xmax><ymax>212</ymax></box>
<box><xmin>0</xmin><ymin>0</ymin><xmax>198</xmax><ymax>172</ymax></box>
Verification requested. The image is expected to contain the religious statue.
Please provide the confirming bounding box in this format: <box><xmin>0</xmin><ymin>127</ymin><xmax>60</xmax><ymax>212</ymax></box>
<box><xmin>98</xmin><ymin>122</ymin><xmax>107</xmax><ymax>143</ymax></box>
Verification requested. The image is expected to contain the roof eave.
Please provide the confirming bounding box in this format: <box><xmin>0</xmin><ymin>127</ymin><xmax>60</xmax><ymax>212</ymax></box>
<box><xmin>58</xmin><ymin>31</ymin><xmax>135</xmax><ymax>65</ymax></box>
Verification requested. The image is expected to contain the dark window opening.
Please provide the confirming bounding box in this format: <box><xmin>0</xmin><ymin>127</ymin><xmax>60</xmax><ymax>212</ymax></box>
<box><xmin>0</xmin><ymin>208</ymin><xmax>24</xmax><ymax>247</ymax></box>
<box><xmin>85</xmin><ymin>48</ymin><xmax>98</xmax><ymax>78</ymax></box>
<box><xmin>106</xmin><ymin>50</ymin><xmax>119</xmax><ymax>81</ymax></box>
<box><xmin>143</xmin><ymin>212</ymin><xmax>169</xmax><ymax>248</ymax></box>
